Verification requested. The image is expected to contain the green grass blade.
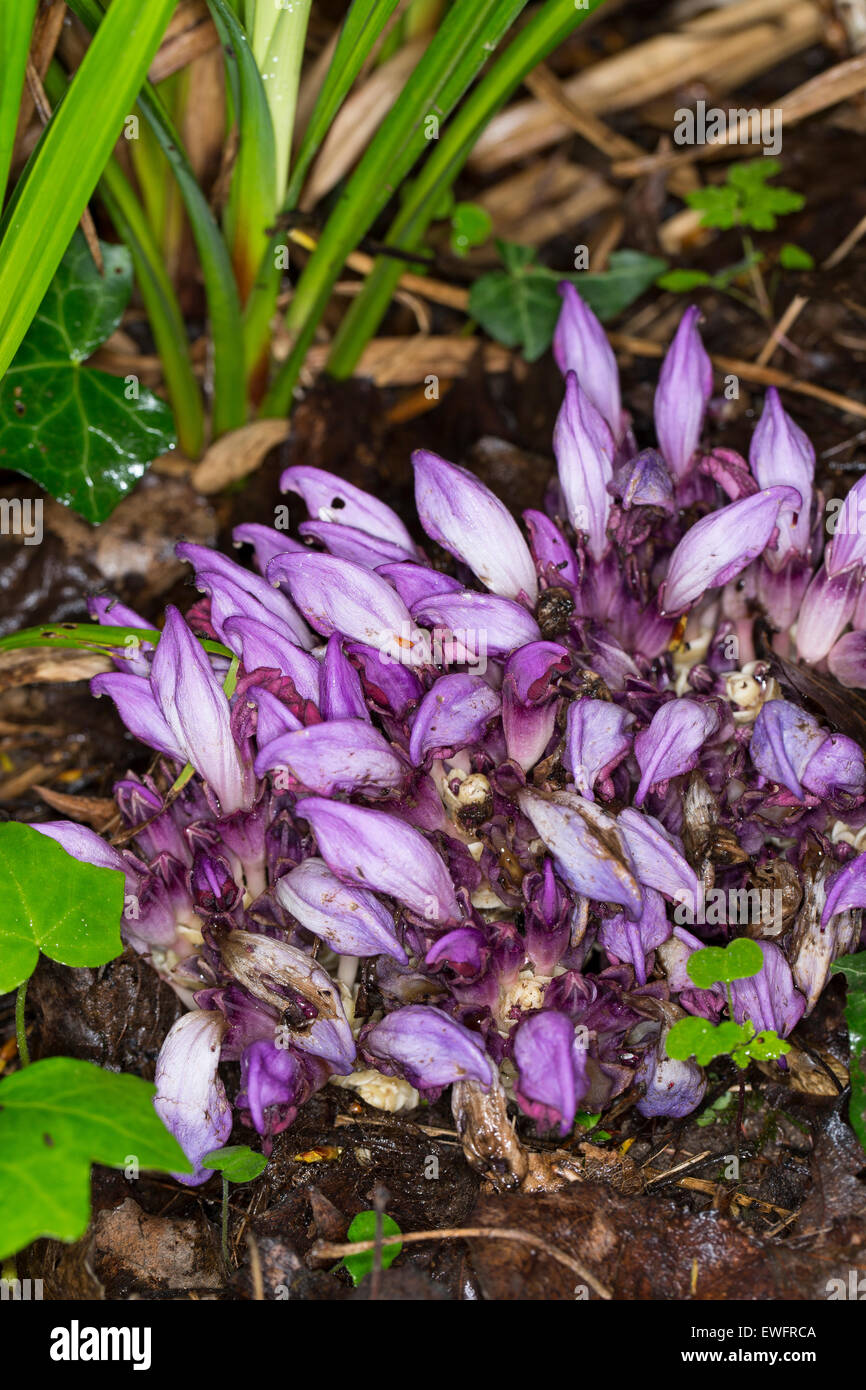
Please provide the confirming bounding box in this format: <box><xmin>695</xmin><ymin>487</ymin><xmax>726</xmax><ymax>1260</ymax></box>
<box><xmin>0</xmin><ymin>0</ymin><xmax>39</xmax><ymax>206</ymax></box>
<box><xmin>328</xmin><ymin>0</ymin><xmax>608</xmax><ymax>376</ymax></box>
<box><xmin>207</xmin><ymin>0</ymin><xmax>278</xmax><ymax>305</ymax></box>
<box><xmin>254</xmin><ymin>0</ymin><xmax>313</xmax><ymax>205</ymax></box>
<box><xmin>260</xmin><ymin>0</ymin><xmax>530</xmax><ymax>417</ymax></box>
<box><xmin>0</xmin><ymin>0</ymin><xmax>176</xmax><ymax>383</ymax></box>
<box><xmin>65</xmin><ymin>0</ymin><xmax>246</xmax><ymax>438</ymax></box>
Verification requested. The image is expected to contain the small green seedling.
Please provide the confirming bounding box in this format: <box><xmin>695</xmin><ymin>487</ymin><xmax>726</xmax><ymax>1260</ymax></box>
<box><xmin>695</xmin><ymin>1090</ymin><xmax>735</xmax><ymax>1127</ymax></box>
<box><xmin>665</xmin><ymin>939</ymin><xmax>790</xmax><ymax>1070</ymax></box>
<box><xmin>450</xmin><ymin>201</ymin><xmax>493</xmax><ymax>257</ymax></box>
<box><xmin>339</xmin><ymin>1210</ymin><xmax>403</xmax><ymax>1286</ymax></box>
<box><xmin>203</xmin><ymin>1144</ymin><xmax>268</xmax><ymax>1267</ymax></box>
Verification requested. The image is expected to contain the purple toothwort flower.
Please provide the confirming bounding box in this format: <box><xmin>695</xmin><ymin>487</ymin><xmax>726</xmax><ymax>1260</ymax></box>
<box><xmin>633</xmin><ymin>699</ymin><xmax>720</xmax><ymax>805</ymax></box>
<box><xmin>409</xmin><ymin>672</ymin><xmax>501</xmax><ymax>765</ymax></box>
<box><xmin>564</xmin><ymin>698</ymin><xmax>633</xmax><ymax>801</ymax></box>
<box><xmin>255</xmin><ymin>719</ymin><xmax>406</xmax><ymax>796</ymax></box>
<box><xmin>553</xmin><ymin>372</ymin><xmax>615</xmax><ymax>561</ymax></box>
<box><xmin>518</xmin><ymin>788</ymin><xmax>643</xmax><ymax>920</ymax></box>
<box><xmin>653</xmin><ymin>305</ymin><xmax>713</xmax><ymax>482</ymax></box>
<box><xmin>751</xmin><ymin>700</ymin><xmax>866</xmax><ymax>801</ymax></box>
<box><xmin>729</xmin><ymin>941</ymin><xmax>805</xmax><ymax>1038</ymax></box>
<box><xmin>749</xmin><ymin>389</ymin><xmax>814</xmax><ymax>566</ymax></box>
<box><xmin>362</xmin><ymin>1005</ymin><xmax>493</xmax><ymax>1093</ymax></box>
<box><xmin>153</xmin><ymin>1010</ymin><xmax>232</xmax><ymax>1185</ymax></box>
<box><xmin>553</xmin><ymin>283</ymin><xmax>623</xmax><ymax>439</ymax></box>
<box><xmin>512</xmin><ymin>1011</ymin><xmax>589</xmax><ymax>1135</ymax></box>
<box><xmin>275</xmin><ymin>857</ymin><xmax>407</xmax><ymax>962</ymax></box>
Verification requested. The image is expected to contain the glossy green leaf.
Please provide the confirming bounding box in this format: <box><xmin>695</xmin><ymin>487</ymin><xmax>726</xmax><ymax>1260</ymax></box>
<box><xmin>0</xmin><ymin>822</ymin><xmax>124</xmax><ymax>993</ymax></box>
<box><xmin>0</xmin><ymin>231</ymin><xmax>175</xmax><ymax>522</ymax></box>
<box><xmin>202</xmin><ymin>1145</ymin><xmax>268</xmax><ymax>1183</ymax></box>
<box><xmin>0</xmin><ymin>1057</ymin><xmax>191</xmax><ymax>1258</ymax></box>
<box><xmin>0</xmin><ymin>0</ymin><xmax>176</xmax><ymax>380</ymax></box>
<box><xmin>831</xmin><ymin>951</ymin><xmax>866</xmax><ymax>1151</ymax></box>
<box><xmin>686</xmin><ymin>939</ymin><xmax>763</xmax><ymax>990</ymax></box>
<box><xmin>666</xmin><ymin>1016</ymin><xmax>750</xmax><ymax>1066</ymax></box>
<box><xmin>0</xmin><ymin>1</ymin><xmax>39</xmax><ymax>205</ymax></box>
<box><xmin>340</xmin><ymin>1210</ymin><xmax>402</xmax><ymax>1286</ymax></box>
<box><xmin>468</xmin><ymin>247</ymin><xmax>666</xmax><ymax>361</ymax></box>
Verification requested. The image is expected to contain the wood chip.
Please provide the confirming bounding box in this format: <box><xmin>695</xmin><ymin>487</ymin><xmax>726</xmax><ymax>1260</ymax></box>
<box><xmin>33</xmin><ymin>786</ymin><xmax>116</xmax><ymax>829</ymax></box>
<box><xmin>191</xmin><ymin>420</ymin><xmax>290</xmax><ymax>493</ymax></box>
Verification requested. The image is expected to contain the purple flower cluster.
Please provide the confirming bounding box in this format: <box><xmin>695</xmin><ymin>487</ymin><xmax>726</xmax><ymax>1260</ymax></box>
<box><xmin>39</xmin><ymin>294</ymin><xmax>866</xmax><ymax>1178</ymax></box>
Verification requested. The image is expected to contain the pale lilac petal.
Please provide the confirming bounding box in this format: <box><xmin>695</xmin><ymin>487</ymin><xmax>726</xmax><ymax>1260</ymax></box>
<box><xmin>296</xmin><ymin>797</ymin><xmax>460</xmax><ymax>922</ymax></box>
<box><xmin>410</xmin><ymin>590</ymin><xmax>540</xmax><ymax>658</ymax></box>
<box><xmin>730</xmin><ymin>940</ymin><xmax>805</xmax><ymax>1037</ymax></box>
<box><xmin>375</xmin><ymin>562</ymin><xmax>461</xmax><ymax>608</ymax></box>
<box><xmin>346</xmin><ymin>641</ymin><xmax>423</xmax><ymax>717</ymax></box>
<box><xmin>795</xmin><ymin>564</ymin><xmax>859</xmax><ymax>664</ymax></box>
<box><xmin>275</xmin><ymin>857</ymin><xmax>407</xmax><ymax>961</ymax></box>
<box><xmin>803</xmin><ymin>735</ymin><xmax>866</xmax><ymax>799</ymax></box>
<box><xmin>635</xmin><ymin>1033</ymin><xmax>706</xmax><ymax>1118</ymax></box>
<box><xmin>565</xmin><ymin>699</ymin><xmax>633</xmax><ymax>800</ymax></box>
<box><xmin>320</xmin><ymin>633</ymin><xmax>368</xmax><ymax>721</ymax></box>
<box><xmin>826</xmin><ymin>473</ymin><xmax>866</xmax><ymax>576</ymax></box>
<box><xmin>513</xmin><ymin>1011</ymin><xmax>589</xmax><ymax>1135</ymax></box>
<box><xmin>523</xmin><ymin>510</ymin><xmax>579</xmax><ymax>585</ymax></box>
<box><xmin>505</xmin><ymin>641</ymin><xmax>570</xmax><ymax>704</ymax></box>
<box><xmin>88</xmin><ymin>596</ymin><xmax>154</xmax><ymax>675</ymax></box>
<box><xmin>280</xmin><ymin>464</ymin><xmax>417</xmax><ymax>553</ymax></box>
<box><xmin>653</xmin><ymin>305</ymin><xmax>713</xmax><ymax>481</ymax></box>
<box><xmin>600</xmin><ymin>887</ymin><xmax>671</xmax><ymax>986</ymax></box>
<box><xmin>553</xmin><ymin>282</ymin><xmax>622</xmax><ymax>437</ymax></box>
<box><xmin>255</xmin><ymin>719</ymin><xmax>406</xmax><ymax>795</ymax></box>
<box><xmin>618</xmin><ymin>807</ymin><xmax>700</xmax><ymax>915</ymax></box>
<box><xmin>91</xmin><ymin>671</ymin><xmax>184</xmax><ymax>761</ymax></box>
<box><xmin>518</xmin><ymin>788</ymin><xmax>643</xmax><ymax>920</ymax></box>
<box><xmin>270</xmin><ymin>552</ymin><xmax>428</xmax><ymax>663</ymax></box>
<box><xmin>412</xmin><ymin>449</ymin><xmax>538</xmax><ymax>602</ymax></box>
<box><xmin>749</xmin><ymin>388</ymin><xmax>814</xmax><ymax>565</ymax></box>
<box><xmin>363</xmin><ymin>1005</ymin><xmax>493</xmax><ymax>1090</ymax></box>
<box><xmin>828</xmin><ymin>630</ymin><xmax>866</xmax><ymax>688</ymax></box>
<box><xmin>408</xmin><ymin>673</ymin><xmax>500</xmax><ymax>765</ymax></box>
<box><xmin>613</xmin><ymin>449</ymin><xmax>675</xmax><ymax>513</ymax></box>
<box><xmin>246</xmin><ymin>686</ymin><xmax>303</xmax><ymax>744</ymax></box>
<box><xmin>232</xmin><ymin>522</ymin><xmax>303</xmax><ymax>574</ymax></box>
<box><xmin>822</xmin><ymin>850</ymin><xmax>866</xmax><ymax>926</ymax></box>
<box><xmin>553</xmin><ymin>372</ymin><xmax>615</xmax><ymax>562</ymax></box>
<box><xmin>298</xmin><ymin>519</ymin><xmax>415</xmax><ymax>566</ymax></box>
<box><xmin>177</xmin><ymin>542</ymin><xmax>314</xmax><ymax>650</ymax></box>
<box><xmin>750</xmin><ymin>699</ymin><xmax>825</xmax><ymax>799</ymax></box>
<box><xmin>32</xmin><ymin>821</ymin><xmax>139</xmax><ymax>894</ymax></box>
<box><xmin>660</xmin><ymin>487</ymin><xmax>802</xmax><ymax>616</ymax></box>
<box><xmin>222</xmin><ymin>616</ymin><xmax>321</xmax><ymax>696</ymax></box>
<box><xmin>634</xmin><ymin>699</ymin><xmax>719</xmax><ymax>805</ymax></box>
<box><xmin>153</xmin><ymin>1011</ymin><xmax>232</xmax><ymax>1186</ymax></box>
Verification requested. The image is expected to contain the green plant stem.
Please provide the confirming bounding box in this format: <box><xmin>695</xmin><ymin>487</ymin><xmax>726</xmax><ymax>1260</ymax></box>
<box><xmin>0</xmin><ymin>0</ymin><xmax>39</xmax><ymax>207</ymax></box>
<box><xmin>260</xmin><ymin>0</ymin><xmax>531</xmax><ymax>417</ymax></box>
<box><xmin>65</xmin><ymin>0</ymin><xmax>246</xmax><ymax>438</ymax></box>
<box><xmin>15</xmin><ymin>982</ymin><xmax>29</xmax><ymax>1067</ymax></box>
<box><xmin>327</xmin><ymin>0</ymin><xmax>607</xmax><ymax>377</ymax></box>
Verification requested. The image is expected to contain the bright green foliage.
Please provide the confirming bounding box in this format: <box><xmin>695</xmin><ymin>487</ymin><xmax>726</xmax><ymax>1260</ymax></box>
<box><xmin>695</xmin><ymin>1090</ymin><xmax>734</xmax><ymax>1127</ymax></box>
<box><xmin>686</xmin><ymin>159</ymin><xmax>804</xmax><ymax>232</ymax></box>
<box><xmin>202</xmin><ymin>1145</ymin><xmax>268</xmax><ymax>1183</ymax></box>
<box><xmin>666</xmin><ymin>1015</ymin><xmax>790</xmax><ymax>1071</ymax></box>
<box><xmin>451</xmin><ymin>202</ymin><xmax>493</xmax><ymax>256</ymax></box>
<box><xmin>686</xmin><ymin>938</ymin><xmax>763</xmax><ymax>989</ymax></box>
<box><xmin>0</xmin><ymin>232</ymin><xmax>175</xmax><ymax>522</ymax></box>
<box><xmin>778</xmin><ymin>242</ymin><xmax>815</xmax><ymax>270</ymax></box>
<box><xmin>468</xmin><ymin>243</ymin><xmax>666</xmax><ymax>360</ymax></box>
<box><xmin>831</xmin><ymin>951</ymin><xmax>866</xmax><ymax>1152</ymax></box>
<box><xmin>0</xmin><ymin>822</ymin><xmax>124</xmax><ymax>993</ymax></box>
<box><xmin>0</xmin><ymin>1057</ymin><xmax>190</xmax><ymax>1258</ymax></box>
<box><xmin>340</xmin><ymin>1211</ymin><xmax>403</xmax><ymax>1285</ymax></box>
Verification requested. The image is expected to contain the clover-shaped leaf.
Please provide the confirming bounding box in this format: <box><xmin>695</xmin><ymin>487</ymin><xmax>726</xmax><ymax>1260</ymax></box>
<box><xmin>340</xmin><ymin>1210</ymin><xmax>403</xmax><ymax>1286</ymax></box>
<box><xmin>202</xmin><ymin>1145</ymin><xmax>267</xmax><ymax>1183</ymax></box>
<box><xmin>666</xmin><ymin>1016</ymin><xmax>750</xmax><ymax>1066</ymax></box>
<box><xmin>686</xmin><ymin>938</ymin><xmax>763</xmax><ymax>990</ymax></box>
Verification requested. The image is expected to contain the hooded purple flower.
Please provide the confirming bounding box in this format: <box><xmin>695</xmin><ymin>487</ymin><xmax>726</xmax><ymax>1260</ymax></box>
<box><xmin>254</xmin><ymin>719</ymin><xmax>406</xmax><ymax>796</ymax></box>
<box><xmin>634</xmin><ymin>699</ymin><xmax>719</xmax><ymax>805</ymax></box>
<box><xmin>296</xmin><ymin>796</ymin><xmax>460</xmax><ymax>922</ymax></box>
<box><xmin>275</xmin><ymin>856</ymin><xmax>407</xmax><ymax>962</ymax></box>
<box><xmin>751</xmin><ymin>699</ymin><xmax>866</xmax><ymax>801</ymax></box>
<box><xmin>319</xmin><ymin>634</ymin><xmax>369</xmax><ymax>722</ymax></box>
<box><xmin>413</xmin><ymin>449</ymin><xmax>537</xmax><ymax>602</ymax></box>
<box><xmin>280</xmin><ymin>464</ymin><xmax>417</xmax><ymax>556</ymax></box>
<box><xmin>660</xmin><ymin>487</ymin><xmax>802</xmax><ymax>615</ymax></box>
<box><xmin>564</xmin><ymin>698</ymin><xmax>633</xmax><ymax>801</ymax></box>
<box><xmin>653</xmin><ymin>305</ymin><xmax>713</xmax><ymax>482</ymax></box>
<box><xmin>635</xmin><ymin>1023</ymin><xmax>707</xmax><ymax>1118</ymax></box>
<box><xmin>153</xmin><ymin>1010</ymin><xmax>232</xmax><ymax>1185</ymax></box>
<box><xmin>362</xmin><ymin>1005</ymin><xmax>493</xmax><ymax>1092</ymax></box>
<box><xmin>729</xmin><ymin>940</ymin><xmax>805</xmax><ymax>1037</ymax></box>
<box><xmin>749</xmin><ymin>389</ymin><xmax>814</xmax><ymax>567</ymax></box>
<box><xmin>502</xmin><ymin>641</ymin><xmax>570</xmax><ymax>772</ymax></box>
<box><xmin>553</xmin><ymin>283</ymin><xmax>623</xmax><ymax>439</ymax></box>
<box><xmin>795</xmin><ymin>564</ymin><xmax>859</xmax><ymax>664</ymax></box>
<box><xmin>825</xmin><ymin>473</ymin><xmax>866</xmax><ymax>577</ymax></box>
<box><xmin>232</xmin><ymin>521</ymin><xmax>303</xmax><ymax>574</ymax></box>
<box><xmin>618</xmin><ymin>807</ymin><xmax>701</xmax><ymax>916</ymax></box>
<box><xmin>409</xmin><ymin>673</ymin><xmax>501</xmax><ymax>765</ymax></box>
<box><xmin>512</xmin><ymin>1011</ymin><xmax>589</xmax><ymax>1135</ymax></box>
<box><xmin>553</xmin><ymin>372</ymin><xmax>615</xmax><ymax>561</ymax></box>
<box><xmin>410</xmin><ymin>590</ymin><xmax>540</xmax><ymax>658</ymax></box>
<box><xmin>518</xmin><ymin>788</ymin><xmax>643</xmax><ymax>920</ymax></box>
<box><xmin>600</xmin><ymin>887</ymin><xmax>671</xmax><ymax>986</ymax></box>
<box><xmin>237</xmin><ymin>1041</ymin><xmax>329</xmax><ymax>1137</ymax></box>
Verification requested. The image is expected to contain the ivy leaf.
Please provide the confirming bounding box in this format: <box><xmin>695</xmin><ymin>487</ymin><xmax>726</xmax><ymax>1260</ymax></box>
<box><xmin>0</xmin><ymin>822</ymin><xmax>124</xmax><ymax>993</ymax></box>
<box><xmin>831</xmin><ymin>951</ymin><xmax>866</xmax><ymax>1152</ymax></box>
<box><xmin>0</xmin><ymin>230</ymin><xmax>176</xmax><ymax>523</ymax></box>
<box><xmin>0</xmin><ymin>1056</ymin><xmax>191</xmax><ymax>1258</ymax></box>
<box><xmin>340</xmin><ymin>1210</ymin><xmax>402</xmax><ymax>1286</ymax></box>
<box><xmin>686</xmin><ymin>938</ymin><xmax>763</xmax><ymax>990</ymax></box>
<box><xmin>202</xmin><ymin>1145</ymin><xmax>267</xmax><ymax>1183</ymax></box>
<box><xmin>469</xmin><ymin>245</ymin><xmax>666</xmax><ymax>361</ymax></box>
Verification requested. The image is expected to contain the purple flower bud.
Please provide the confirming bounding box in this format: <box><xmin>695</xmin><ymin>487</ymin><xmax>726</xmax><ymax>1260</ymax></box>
<box><xmin>232</xmin><ymin>522</ymin><xmax>303</xmax><ymax>575</ymax></box>
<box><xmin>828</xmin><ymin>630</ymin><xmax>866</xmax><ymax>689</ymax></box>
<box><xmin>522</xmin><ymin>861</ymin><xmax>571</xmax><ymax>974</ymax></box>
<box><xmin>296</xmin><ymin>796</ymin><xmax>460</xmax><ymax>922</ymax></box>
<box><xmin>618</xmin><ymin>807</ymin><xmax>701</xmax><ymax>915</ymax></box>
<box><xmin>412</xmin><ymin>449</ymin><xmax>537</xmax><ymax>602</ymax></box>
<box><xmin>635</xmin><ymin>1024</ymin><xmax>707</xmax><ymax>1118</ymax></box>
<box><xmin>730</xmin><ymin>940</ymin><xmax>805</xmax><ymax>1038</ymax></box>
<box><xmin>153</xmin><ymin>1010</ymin><xmax>232</xmax><ymax>1185</ymax></box>
<box><xmin>513</xmin><ymin>1010</ymin><xmax>589</xmax><ymax>1136</ymax></box>
<box><xmin>653</xmin><ymin>305</ymin><xmax>713</xmax><ymax>481</ymax></box>
<box><xmin>613</xmin><ymin>448</ymin><xmax>675</xmax><ymax>513</ymax></box>
<box><xmin>298</xmin><ymin>519</ymin><xmax>414</xmax><ymax>567</ymax></box>
<box><xmin>502</xmin><ymin>642</ymin><xmax>570</xmax><ymax>772</ymax></box>
<box><xmin>410</xmin><ymin>590</ymin><xmax>541</xmax><ymax>658</ymax></box>
<box><xmin>634</xmin><ymin>698</ymin><xmax>719</xmax><ymax>805</ymax></box>
<box><xmin>269</xmin><ymin>552</ymin><xmax>428</xmax><ymax>663</ymax></box>
<box><xmin>749</xmin><ymin>389</ymin><xmax>814</xmax><ymax>567</ymax></box>
<box><xmin>280</xmin><ymin>464</ymin><xmax>417</xmax><ymax>555</ymax></box>
<box><xmin>408</xmin><ymin>673</ymin><xmax>501</xmax><ymax>765</ymax></box>
<box><xmin>795</xmin><ymin>564</ymin><xmax>859</xmax><ymax>664</ymax></box>
<box><xmin>375</xmin><ymin>562</ymin><xmax>462</xmax><ymax>609</ymax></box>
<box><xmin>518</xmin><ymin>788</ymin><xmax>643</xmax><ymax>920</ymax></box>
<box><xmin>191</xmin><ymin>848</ymin><xmax>241</xmax><ymax>915</ymax></box>
<box><xmin>275</xmin><ymin>856</ymin><xmax>407</xmax><ymax>961</ymax></box>
<box><xmin>553</xmin><ymin>372</ymin><xmax>615</xmax><ymax>562</ymax></box>
<box><xmin>114</xmin><ymin>777</ymin><xmax>191</xmax><ymax>864</ymax></box>
<box><xmin>237</xmin><ymin>1040</ymin><xmax>329</xmax><ymax>1136</ymax></box>
<box><xmin>553</xmin><ymin>283</ymin><xmax>623</xmax><ymax>439</ymax></box>
<box><xmin>660</xmin><ymin>487</ymin><xmax>802</xmax><ymax>616</ymax></box>
<box><xmin>523</xmin><ymin>510</ymin><xmax>579</xmax><ymax>586</ymax></box>
<box><xmin>177</xmin><ymin>543</ymin><xmax>314</xmax><ymax>651</ymax></box>
<box><xmin>320</xmin><ymin>634</ymin><xmax>368</xmax><ymax>721</ymax></box>
<box><xmin>750</xmin><ymin>699</ymin><xmax>827</xmax><ymax>800</ymax></box>
<box><xmin>564</xmin><ymin>698</ymin><xmax>633</xmax><ymax>800</ymax></box>
<box><xmin>255</xmin><ymin>719</ymin><xmax>406</xmax><ymax>796</ymax></box>
<box><xmin>822</xmin><ymin>850</ymin><xmax>866</xmax><ymax>926</ymax></box>
<box><xmin>803</xmin><ymin>733</ymin><xmax>866</xmax><ymax>799</ymax></box>
<box><xmin>362</xmin><ymin>1005</ymin><xmax>493</xmax><ymax>1091</ymax></box>
<box><xmin>600</xmin><ymin>887</ymin><xmax>671</xmax><ymax>986</ymax></box>
<box><xmin>826</xmin><ymin>473</ymin><xmax>866</xmax><ymax>576</ymax></box>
